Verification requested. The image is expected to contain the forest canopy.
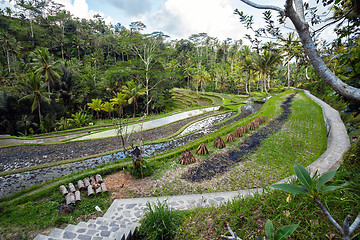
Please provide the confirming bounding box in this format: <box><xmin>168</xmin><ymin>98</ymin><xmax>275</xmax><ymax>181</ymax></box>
<box><xmin>0</xmin><ymin>0</ymin><xmax>358</xmax><ymax>135</ymax></box>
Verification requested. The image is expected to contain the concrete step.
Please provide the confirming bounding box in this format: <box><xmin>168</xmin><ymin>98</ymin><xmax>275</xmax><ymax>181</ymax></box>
<box><xmin>33</xmin><ymin>234</ymin><xmax>59</xmax><ymax>240</ymax></box>
<box><xmin>33</xmin><ymin>215</ymin><xmax>138</xmax><ymax>240</ymax></box>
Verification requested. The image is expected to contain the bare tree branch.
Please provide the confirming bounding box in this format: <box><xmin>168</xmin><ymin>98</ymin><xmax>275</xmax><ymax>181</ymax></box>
<box><xmin>349</xmin><ymin>214</ymin><xmax>360</xmax><ymax>235</ymax></box>
<box><xmin>238</xmin><ymin>0</ymin><xmax>285</xmax><ymax>16</ymax></box>
<box><xmin>315</xmin><ymin>199</ymin><xmax>343</xmax><ymax>233</ymax></box>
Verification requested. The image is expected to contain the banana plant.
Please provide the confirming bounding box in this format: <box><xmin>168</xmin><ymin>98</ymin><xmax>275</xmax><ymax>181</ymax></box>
<box><xmin>271</xmin><ymin>163</ymin><xmax>360</xmax><ymax>240</ymax></box>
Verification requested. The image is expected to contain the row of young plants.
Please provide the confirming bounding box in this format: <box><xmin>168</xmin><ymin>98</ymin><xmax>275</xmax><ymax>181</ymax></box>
<box><xmin>135</xmin><ymin>90</ymin><xmax>360</xmax><ymax>239</ymax></box>
<box><xmin>127</xmin><ymin>90</ymin><xmax>327</xmax><ymax>198</ymax></box>
<box><xmin>0</xmin><ymin>89</ymin><xmax>307</xmax><ymax>239</ymax></box>
<box><xmin>0</xmin><ymin>90</ymin><xmax>268</xmax><ymax>238</ymax></box>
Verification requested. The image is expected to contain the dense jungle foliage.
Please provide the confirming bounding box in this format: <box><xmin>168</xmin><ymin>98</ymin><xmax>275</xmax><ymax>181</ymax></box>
<box><xmin>0</xmin><ymin>0</ymin><xmax>359</xmax><ymax>137</ymax></box>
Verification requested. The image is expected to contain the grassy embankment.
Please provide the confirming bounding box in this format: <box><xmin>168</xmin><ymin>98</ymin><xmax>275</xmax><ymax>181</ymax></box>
<box><xmin>0</xmin><ymin>89</ymin><xmax>331</xmax><ymax>239</ymax></box>
<box><xmin>169</xmin><ymin>91</ymin><xmax>360</xmax><ymax>239</ymax></box>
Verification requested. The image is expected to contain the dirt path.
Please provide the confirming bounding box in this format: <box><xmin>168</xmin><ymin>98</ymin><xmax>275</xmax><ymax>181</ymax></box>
<box><xmin>183</xmin><ymin>93</ymin><xmax>296</xmax><ymax>182</ymax></box>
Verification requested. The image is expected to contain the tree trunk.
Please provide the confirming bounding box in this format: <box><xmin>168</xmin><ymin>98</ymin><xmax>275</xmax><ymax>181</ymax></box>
<box><xmin>6</xmin><ymin>48</ymin><xmax>10</xmax><ymax>73</ymax></box>
<box><xmin>263</xmin><ymin>73</ymin><xmax>268</xmax><ymax>95</ymax></box>
<box><xmin>239</xmin><ymin>0</ymin><xmax>360</xmax><ymax>102</ymax></box>
<box><xmin>287</xmin><ymin>54</ymin><xmax>291</xmax><ymax>88</ymax></box>
<box><xmin>145</xmin><ymin>71</ymin><xmax>150</xmax><ymax>115</ymax></box>
<box><xmin>133</xmin><ymin>102</ymin><xmax>136</xmax><ymax>118</ymax></box>
<box><xmin>248</xmin><ymin>71</ymin><xmax>251</xmax><ymax>94</ymax></box>
<box><xmin>245</xmin><ymin>72</ymin><xmax>249</xmax><ymax>95</ymax></box>
<box><xmin>286</xmin><ymin>1</ymin><xmax>360</xmax><ymax>102</ymax></box>
<box><xmin>38</xmin><ymin>100</ymin><xmax>42</xmax><ymax>123</ymax></box>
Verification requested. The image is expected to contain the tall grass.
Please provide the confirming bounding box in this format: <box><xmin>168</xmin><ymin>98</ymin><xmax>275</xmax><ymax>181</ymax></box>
<box><xmin>137</xmin><ymin>201</ymin><xmax>185</xmax><ymax>240</ymax></box>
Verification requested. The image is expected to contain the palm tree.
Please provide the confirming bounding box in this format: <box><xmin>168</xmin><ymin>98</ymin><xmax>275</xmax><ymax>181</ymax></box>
<box><xmin>253</xmin><ymin>50</ymin><xmax>282</xmax><ymax>95</ymax></box>
<box><xmin>122</xmin><ymin>80</ymin><xmax>145</xmax><ymax>118</ymax></box>
<box><xmin>0</xmin><ymin>30</ymin><xmax>15</xmax><ymax>73</ymax></box>
<box><xmin>110</xmin><ymin>92</ymin><xmax>127</xmax><ymax>117</ymax></box>
<box><xmin>87</xmin><ymin>98</ymin><xmax>102</xmax><ymax>119</ymax></box>
<box><xmin>19</xmin><ymin>73</ymin><xmax>50</xmax><ymax>123</ymax></box>
<box><xmin>194</xmin><ymin>66</ymin><xmax>211</xmax><ymax>93</ymax></box>
<box><xmin>278</xmin><ymin>33</ymin><xmax>300</xmax><ymax>88</ymax></box>
<box><xmin>101</xmin><ymin>102</ymin><xmax>114</xmax><ymax>119</ymax></box>
<box><xmin>30</xmin><ymin>47</ymin><xmax>61</xmax><ymax>98</ymax></box>
<box><xmin>239</xmin><ymin>46</ymin><xmax>255</xmax><ymax>95</ymax></box>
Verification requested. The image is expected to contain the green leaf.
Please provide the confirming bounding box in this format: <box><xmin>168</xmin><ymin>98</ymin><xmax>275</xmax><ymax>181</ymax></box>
<box><xmin>274</xmin><ymin>224</ymin><xmax>299</xmax><ymax>240</ymax></box>
<box><xmin>316</xmin><ymin>170</ymin><xmax>336</xmax><ymax>191</ymax></box>
<box><xmin>265</xmin><ymin>220</ymin><xmax>274</xmax><ymax>239</ymax></box>
<box><xmin>271</xmin><ymin>184</ymin><xmax>308</xmax><ymax>194</ymax></box>
<box><xmin>320</xmin><ymin>185</ymin><xmax>342</xmax><ymax>194</ymax></box>
<box><xmin>294</xmin><ymin>163</ymin><xmax>312</xmax><ymax>189</ymax></box>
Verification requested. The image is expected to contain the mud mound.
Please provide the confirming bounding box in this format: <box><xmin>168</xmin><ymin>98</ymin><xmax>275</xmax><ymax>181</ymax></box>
<box><xmin>183</xmin><ymin>93</ymin><xmax>297</xmax><ymax>182</ymax></box>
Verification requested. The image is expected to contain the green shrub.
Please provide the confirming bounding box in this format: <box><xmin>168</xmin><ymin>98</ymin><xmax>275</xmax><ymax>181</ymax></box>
<box><xmin>138</xmin><ymin>201</ymin><xmax>185</xmax><ymax>240</ymax></box>
<box><xmin>342</xmin><ymin>139</ymin><xmax>360</xmax><ymax>172</ymax></box>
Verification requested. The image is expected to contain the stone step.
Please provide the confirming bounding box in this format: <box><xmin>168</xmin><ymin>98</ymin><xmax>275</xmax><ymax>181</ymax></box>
<box><xmin>33</xmin><ymin>217</ymin><xmax>138</xmax><ymax>240</ymax></box>
<box><xmin>104</xmin><ymin>222</ymin><xmax>140</xmax><ymax>240</ymax></box>
<box><xmin>48</xmin><ymin>228</ymin><xmax>65</xmax><ymax>239</ymax></box>
<box><xmin>33</xmin><ymin>234</ymin><xmax>59</xmax><ymax>240</ymax></box>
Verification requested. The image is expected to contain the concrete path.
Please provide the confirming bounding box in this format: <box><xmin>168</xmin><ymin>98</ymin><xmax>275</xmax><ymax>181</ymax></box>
<box><xmin>34</xmin><ymin>90</ymin><xmax>350</xmax><ymax>240</ymax></box>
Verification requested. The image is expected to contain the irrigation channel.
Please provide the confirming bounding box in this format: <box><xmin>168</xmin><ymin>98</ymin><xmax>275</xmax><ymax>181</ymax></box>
<box><xmin>0</xmin><ymin>103</ymin><xmax>263</xmax><ymax>197</ymax></box>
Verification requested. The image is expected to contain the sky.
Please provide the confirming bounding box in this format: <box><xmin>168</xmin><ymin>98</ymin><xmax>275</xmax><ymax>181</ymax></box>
<box><xmin>2</xmin><ymin>0</ymin><xmax>337</xmax><ymax>43</ymax></box>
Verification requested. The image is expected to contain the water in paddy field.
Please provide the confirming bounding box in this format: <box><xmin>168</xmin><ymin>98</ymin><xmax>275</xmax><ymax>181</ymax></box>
<box><xmin>72</xmin><ymin>106</ymin><xmax>220</xmax><ymax>141</ymax></box>
<box><xmin>0</xmin><ymin>103</ymin><xmax>263</xmax><ymax>197</ymax></box>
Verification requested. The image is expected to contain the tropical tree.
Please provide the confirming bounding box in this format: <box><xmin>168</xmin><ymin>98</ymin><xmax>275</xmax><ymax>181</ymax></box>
<box><xmin>30</xmin><ymin>47</ymin><xmax>61</xmax><ymax>97</ymax></box>
<box><xmin>239</xmin><ymin>45</ymin><xmax>255</xmax><ymax>95</ymax></box>
<box><xmin>129</xmin><ymin>32</ymin><xmax>166</xmax><ymax>115</ymax></box>
<box><xmin>0</xmin><ymin>29</ymin><xmax>16</xmax><ymax>73</ymax></box>
<box><xmin>87</xmin><ymin>98</ymin><xmax>102</xmax><ymax>119</ymax></box>
<box><xmin>278</xmin><ymin>32</ymin><xmax>300</xmax><ymax>88</ymax></box>
<box><xmin>193</xmin><ymin>66</ymin><xmax>211</xmax><ymax>93</ymax></box>
<box><xmin>101</xmin><ymin>101</ymin><xmax>114</xmax><ymax>119</ymax></box>
<box><xmin>122</xmin><ymin>80</ymin><xmax>145</xmax><ymax>118</ymax></box>
<box><xmin>110</xmin><ymin>92</ymin><xmax>127</xmax><ymax>118</ymax></box>
<box><xmin>19</xmin><ymin>73</ymin><xmax>49</xmax><ymax>123</ymax></box>
<box><xmin>237</xmin><ymin>0</ymin><xmax>360</xmax><ymax>102</ymax></box>
<box><xmin>253</xmin><ymin>50</ymin><xmax>282</xmax><ymax>94</ymax></box>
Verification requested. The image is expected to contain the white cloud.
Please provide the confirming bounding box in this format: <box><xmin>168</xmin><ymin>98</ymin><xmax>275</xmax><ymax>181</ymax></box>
<box><xmin>138</xmin><ymin>0</ymin><xmax>253</xmax><ymax>41</ymax></box>
<box><xmin>53</xmin><ymin>0</ymin><xmax>109</xmax><ymax>22</ymax></box>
